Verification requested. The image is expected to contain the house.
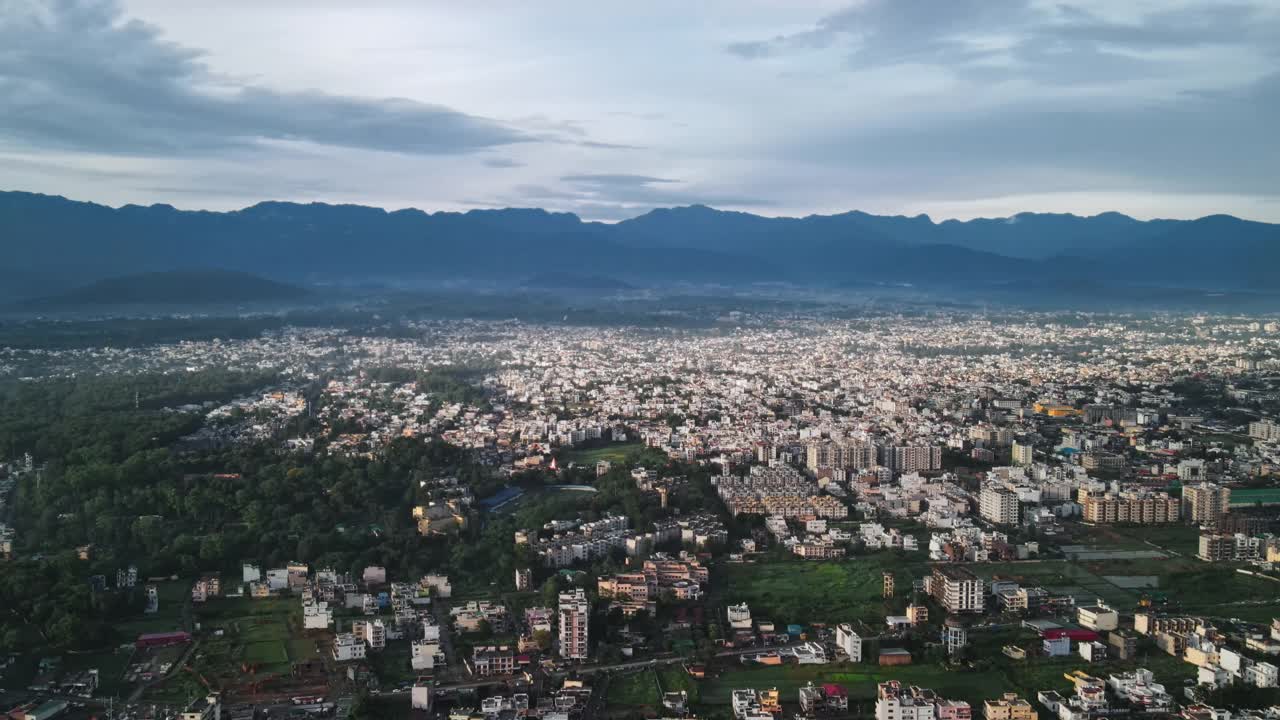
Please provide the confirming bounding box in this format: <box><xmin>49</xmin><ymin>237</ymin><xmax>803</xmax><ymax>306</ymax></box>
<box><xmin>191</xmin><ymin>576</ymin><xmax>220</xmax><ymax>603</ymax></box>
<box><xmin>470</xmin><ymin>645</ymin><xmax>516</xmax><ymax>677</ymax></box>
<box><xmin>333</xmin><ymin>633</ymin><xmax>366</xmax><ymax>662</ymax></box>
<box><xmin>727</xmin><ymin>603</ymin><xmax>752</xmax><ymax>630</ymax></box>
<box><xmin>302</xmin><ymin>602</ymin><xmax>333</xmax><ymax>630</ymax></box>
<box><xmin>353</xmin><ymin>619</ymin><xmax>386</xmax><ymax>650</ymax></box>
<box><xmin>878</xmin><ymin>648</ymin><xmax>912</xmax><ymax>666</ymax></box>
<box><xmin>1077</xmin><ymin>602</ymin><xmax>1118</xmax><ymax>632</ymax></box>
<box><xmin>412</xmin><ymin>640</ymin><xmax>444</xmax><ymax>671</ymax></box>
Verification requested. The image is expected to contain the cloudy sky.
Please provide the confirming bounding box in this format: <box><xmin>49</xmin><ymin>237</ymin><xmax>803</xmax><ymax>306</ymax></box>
<box><xmin>1</xmin><ymin>0</ymin><xmax>1278</xmax><ymax>221</ymax></box>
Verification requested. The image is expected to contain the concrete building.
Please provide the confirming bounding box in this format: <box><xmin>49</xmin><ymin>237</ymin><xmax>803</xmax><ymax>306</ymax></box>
<box><xmin>836</xmin><ymin>623</ymin><xmax>862</xmax><ymax>662</ymax></box>
<box><xmin>1078</xmin><ymin>602</ymin><xmax>1119</xmax><ymax>632</ymax></box>
<box><xmin>931</xmin><ymin>566</ymin><xmax>985</xmax><ymax>614</ymax></box>
<box><xmin>980</xmin><ymin>486</ymin><xmax>1020</xmax><ymax>525</ymax></box>
<box><xmin>1082</xmin><ymin>490</ymin><xmax>1179</xmax><ymax>524</ymax></box>
<box><xmin>558</xmin><ymin>588</ymin><xmax>590</xmax><ymax>660</ymax></box>
<box><xmin>333</xmin><ymin>633</ymin><xmax>366</xmax><ymax>662</ymax></box>
<box><xmin>983</xmin><ymin>694</ymin><xmax>1036</xmax><ymax>720</ymax></box>
<box><xmin>1183</xmin><ymin>484</ymin><xmax>1232</xmax><ymax>526</ymax></box>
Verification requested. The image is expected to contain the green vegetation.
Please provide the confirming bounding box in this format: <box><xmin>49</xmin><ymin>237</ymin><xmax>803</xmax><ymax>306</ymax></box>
<box><xmin>609</xmin><ymin>668</ymin><xmax>662</xmax><ymax>707</ymax></box>
<box><xmin>562</xmin><ymin>442</ymin><xmax>647</xmax><ymax>466</ymax></box>
<box><xmin>722</xmin><ymin>556</ymin><xmax>928</xmax><ymax>626</ymax></box>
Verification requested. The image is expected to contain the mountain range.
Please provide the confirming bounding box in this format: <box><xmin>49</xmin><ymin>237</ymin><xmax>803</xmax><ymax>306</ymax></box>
<box><xmin>3</xmin><ymin>190</ymin><xmax>1278</xmax><ymax>300</ymax></box>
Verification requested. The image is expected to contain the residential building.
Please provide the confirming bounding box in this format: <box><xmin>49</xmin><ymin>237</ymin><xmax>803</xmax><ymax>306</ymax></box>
<box><xmin>558</xmin><ymin>589</ymin><xmax>589</xmax><ymax>660</ymax></box>
<box><xmin>836</xmin><ymin>623</ymin><xmax>863</xmax><ymax>662</ymax></box>
<box><xmin>1078</xmin><ymin>602</ymin><xmax>1119</xmax><ymax>632</ymax></box>
<box><xmin>333</xmin><ymin>633</ymin><xmax>366</xmax><ymax>662</ymax></box>
<box><xmin>1082</xmin><ymin>490</ymin><xmax>1179</xmax><ymax>524</ymax></box>
<box><xmin>931</xmin><ymin>566</ymin><xmax>985</xmax><ymax>614</ymax></box>
<box><xmin>1184</xmin><ymin>484</ymin><xmax>1232</xmax><ymax>525</ymax></box>
<box><xmin>980</xmin><ymin>486</ymin><xmax>1020</xmax><ymax>525</ymax></box>
<box><xmin>353</xmin><ymin>619</ymin><xmax>386</xmax><ymax>651</ymax></box>
<box><xmin>983</xmin><ymin>694</ymin><xmax>1036</xmax><ymax>720</ymax></box>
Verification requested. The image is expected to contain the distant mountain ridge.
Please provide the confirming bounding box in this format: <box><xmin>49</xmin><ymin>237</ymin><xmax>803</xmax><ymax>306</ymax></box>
<box><xmin>2</xmin><ymin>190</ymin><xmax>1277</xmax><ymax>296</ymax></box>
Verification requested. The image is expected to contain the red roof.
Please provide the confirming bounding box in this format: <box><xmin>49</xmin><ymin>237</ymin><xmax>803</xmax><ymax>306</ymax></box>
<box><xmin>822</xmin><ymin>684</ymin><xmax>848</xmax><ymax>697</ymax></box>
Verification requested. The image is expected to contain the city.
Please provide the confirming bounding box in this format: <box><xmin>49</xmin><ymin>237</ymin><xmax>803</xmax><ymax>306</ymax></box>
<box><xmin>2</xmin><ymin>310</ymin><xmax>1279</xmax><ymax>720</ymax></box>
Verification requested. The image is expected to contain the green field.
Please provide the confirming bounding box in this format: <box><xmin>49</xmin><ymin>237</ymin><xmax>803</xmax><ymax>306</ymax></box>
<box><xmin>562</xmin><ymin>442</ymin><xmax>648</xmax><ymax>466</ymax></box>
<box><xmin>722</xmin><ymin>556</ymin><xmax>928</xmax><ymax>626</ymax></box>
<box><xmin>976</xmin><ymin>557</ymin><xmax>1280</xmax><ymax>623</ymax></box>
<box><xmin>1230</xmin><ymin>487</ymin><xmax>1280</xmax><ymax>506</ymax></box>
<box><xmin>657</xmin><ymin>666</ymin><xmax>701</xmax><ymax>703</ymax></box>
<box><xmin>243</xmin><ymin>640</ymin><xmax>289</xmax><ymax>666</ymax></box>
<box><xmin>610</xmin><ymin>668</ymin><xmax>662</xmax><ymax>707</ymax></box>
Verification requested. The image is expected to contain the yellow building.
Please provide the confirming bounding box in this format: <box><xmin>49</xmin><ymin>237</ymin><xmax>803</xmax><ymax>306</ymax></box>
<box><xmin>984</xmin><ymin>694</ymin><xmax>1037</xmax><ymax>720</ymax></box>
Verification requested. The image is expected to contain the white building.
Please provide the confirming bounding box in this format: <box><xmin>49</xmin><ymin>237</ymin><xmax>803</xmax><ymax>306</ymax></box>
<box><xmin>1077</xmin><ymin>602</ymin><xmax>1119</xmax><ymax>632</ymax></box>
<box><xmin>727</xmin><ymin>603</ymin><xmax>753</xmax><ymax>630</ymax></box>
<box><xmin>1245</xmin><ymin>662</ymin><xmax>1278</xmax><ymax>688</ymax></box>
<box><xmin>836</xmin><ymin>623</ymin><xmax>862</xmax><ymax>662</ymax></box>
<box><xmin>302</xmin><ymin>602</ymin><xmax>333</xmax><ymax>630</ymax></box>
<box><xmin>333</xmin><ymin>633</ymin><xmax>366</xmax><ymax>662</ymax></box>
<box><xmin>354</xmin><ymin>619</ymin><xmax>386</xmax><ymax>650</ymax></box>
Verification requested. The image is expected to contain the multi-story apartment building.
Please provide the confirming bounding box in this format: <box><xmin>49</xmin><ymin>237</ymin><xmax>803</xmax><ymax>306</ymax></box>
<box><xmin>980</xmin><ymin>486</ymin><xmax>1020</xmax><ymax>526</ymax></box>
<box><xmin>1010</xmin><ymin>442</ymin><xmax>1034</xmax><ymax>466</ymax></box>
<box><xmin>1183</xmin><ymin>484</ymin><xmax>1232</xmax><ymax>526</ymax></box>
<box><xmin>931</xmin><ymin>566</ymin><xmax>984</xmax><ymax>614</ymax></box>
<box><xmin>1248</xmin><ymin>419</ymin><xmax>1280</xmax><ymax>442</ymax></box>
<box><xmin>1082</xmin><ymin>490</ymin><xmax>1179</xmax><ymax>524</ymax></box>
<box><xmin>806</xmin><ymin>440</ymin><xmax>877</xmax><ymax>471</ymax></box>
<box><xmin>836</xmin><ymin>623</ymin><xmax>862</xmax><ymax>662</ymax></box>
<box><xmin>558</xmin><ymin>589</ymin><xmax>590</xmax><ymax>660</ymax></box>
<box><xmin>879</xmin><ymin>446</ymin><xmax>943</xmax><ymax>473</ymax></box>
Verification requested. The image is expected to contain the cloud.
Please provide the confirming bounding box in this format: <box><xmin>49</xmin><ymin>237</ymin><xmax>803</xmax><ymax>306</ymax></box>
<box><xmin>482</xmin><ymin>157</ymin><xmax>525</xmax><ymax>169</ymax></box>
<box><xmin>0</xmin><ymin>0</ymin><xmax>533</xmax><ymax>156</ymax></box>
<box><xmin>725</xmin><ymin>0</ymin><xmax>1280</xmax><ymax>89</ymax></box>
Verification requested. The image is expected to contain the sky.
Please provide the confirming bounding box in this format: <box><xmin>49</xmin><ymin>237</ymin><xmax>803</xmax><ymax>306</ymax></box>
<box><xmin>1</xmin><ymin>0</ymin><xmax>1278</xmax><ymax>222</ymax></box>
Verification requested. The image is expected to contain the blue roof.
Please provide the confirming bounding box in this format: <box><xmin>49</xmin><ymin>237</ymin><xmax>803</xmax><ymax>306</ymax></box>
<box><xmin>480</xmin><ymin>486</ymin><xmax>525</xmax><ymax>509</ymax></box>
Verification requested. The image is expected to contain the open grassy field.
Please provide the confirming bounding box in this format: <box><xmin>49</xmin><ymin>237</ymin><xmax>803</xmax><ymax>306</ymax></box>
<box><xmin>609</xmin><ymin>668</ymin><xmax>662</xmax><ymax>707</ymax></box>
<box><xmin>1230</xmin><ymin>487</ymin><xmax>1280</xmax><ymax>506</ymax></box>
<box><xmin>243</xmin><ymin>640</ymin><xmax>289</xmax><ymax>666</ymax></box>
<box><xmin>722</xmin><ymin>556</ymin><xmax>929</xmax><ymax>626</ymax></box>
<box><xmin>976</xmin><ymin>557</ymin><xmax>1280</xmax><ymax>623</ymax></box>
<box><xmin>658</xmin><ymin>665</ymin><xmax>701</xmax><ymax>703</ymax></box>
<box><xmin>1062</xmin><ymin>523</ymin><xmax>1201</xmax><ymax>556</ymax></box>
<box><xmin>562</xmin><ymin>442</ymin><xmax>647</xmax><ymax>466</ymax></box>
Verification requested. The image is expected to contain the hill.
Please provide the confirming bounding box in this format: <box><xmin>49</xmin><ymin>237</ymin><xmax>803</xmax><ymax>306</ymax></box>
<box><xmin>18</xmin><ymin>269</ymin><xmax>311</xmax><ymax>308</ymax></box>
<box><xmin>2</xmin><ymin>190</ymin><xmax>1277</xmax><ymax>295</ymax></box>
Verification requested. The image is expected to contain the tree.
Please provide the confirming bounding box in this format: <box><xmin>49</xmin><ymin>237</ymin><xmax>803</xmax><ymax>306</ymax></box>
<box><xmin>533</xmin><ymin>629</ymin><xmax>552</xmax><ymax>651</ymax></box>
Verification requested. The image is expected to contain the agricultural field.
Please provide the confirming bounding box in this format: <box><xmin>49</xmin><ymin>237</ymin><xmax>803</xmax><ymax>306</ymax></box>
<box><xmin>721</xmin><ymin>556</ymin><xmax>929</xmax><ymax>626</ymax></box>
